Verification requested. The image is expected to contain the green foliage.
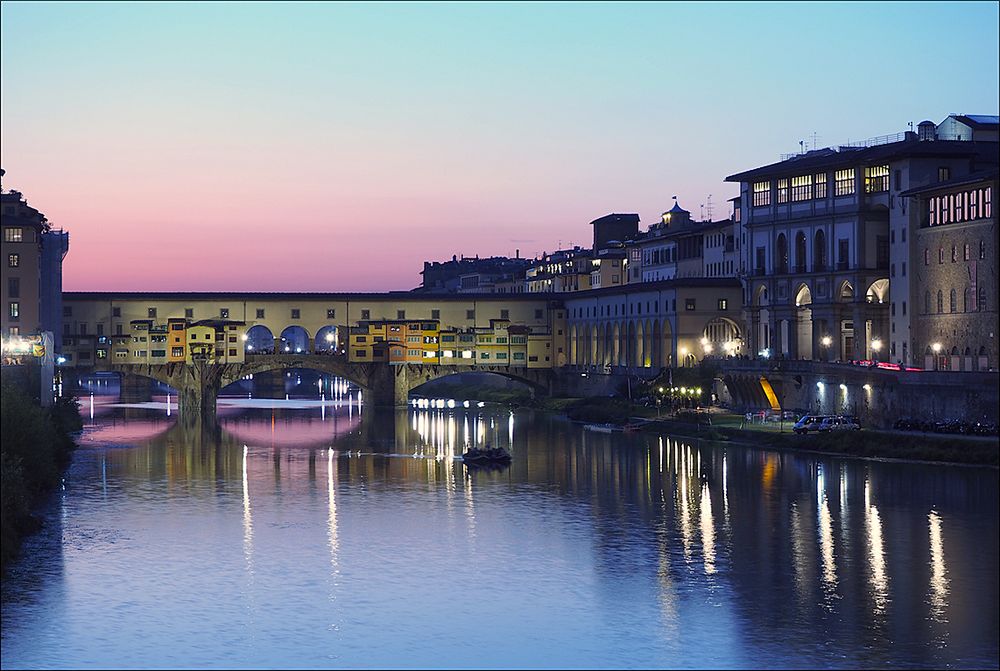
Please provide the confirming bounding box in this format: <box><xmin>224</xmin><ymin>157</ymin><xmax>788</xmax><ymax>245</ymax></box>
<box><xmin>564</xmin><ymin>397</ymin><xmax>634</xmax><ymax>425</ymax></box>
<box><xmin>1</xmin><ymin>378</ymin><xmax>79</xmax><ymax>572</ymax></box>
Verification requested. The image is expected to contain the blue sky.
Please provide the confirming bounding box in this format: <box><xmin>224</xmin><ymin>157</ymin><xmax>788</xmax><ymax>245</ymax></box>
<box><xmin>2</xmin><ymin>2</ymin><xmax>998</xmax><ymax>289</ymax></box>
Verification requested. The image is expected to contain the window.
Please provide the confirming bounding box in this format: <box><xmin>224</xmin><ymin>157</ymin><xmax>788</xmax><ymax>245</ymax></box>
<box><xmin>500</xmin><ymin>309</ymin><xmax>509</xmax><ymax>319</ymax></box>
<box><xmin>116</xmin><ymin>324</ymin><xmax>123</xmax><ymax>335</ymax></box>
<box><xmin>8</xmin><ymin>302</ymin><xmax>19</xmax><ymax>319</ymax></box>
<box><xmin>467</xmin><ymin>309</ymin><xmax>475</xmax><ymax>320</ymax></box>
<box><xmin>148</xmin><ymin>307</ymin><xmax>157</xmax><ymax>318</ymax></box>
<box><xmin>951</xmin><ymin>246</ymin><xmax>957</xmax><ymax>263</ymax></box>
<box><xmin>397</xmin><ymin>310</ymin><xmax>406</xmax><ymax>320</ymax></box>
<box><xmin>184</xmin><ymin>308</ymin><xmax>194</xmax><ymax>319</ymax></box>
<box><xmin>431</xmin><ymin>309</ymin><xmax>440</xmax><ymax>320</ymax></box>
<box><xmin>535</xmin><ymin>309</ymin><xmax>543</xmax><ymax>319</ymax></box>
<box><xmin>685</xmin><ymin>299</ymin><xmax>696</xmax><ymax>311</ymax></box>
<box><xmin>112</xmin><ymin>307</ymin><xmax>121</xmax><ymax>317</ymax></box>
<box><xmin>7</xmin><ymin>254</ymin><xmax>18</xmax><ymax>267</ymax></box>
<box><xmin>97</xmin><ymin>323</ymin><xmax>104</xmax><ymax>336</ymax></box>
<box><xmin>228</xmin><ymin>348</ymin><xmax>237</xmax><ymax>357</ymax></box>
<box><xmin>981</xmin><ymin>240</ymin><xmax>987</xmax><ymax>260</ymax></box>
<box><xmin>950</xmin><ymin>289</ymin><xmax>957</xmax><ymax>313</ymax></box>
<box><xmin>924</xmin><ymin>248</ymin><xmax>930</xmax><ymax>265</ymax></box>
<box><xmin>864</xmin><ymin>165</ymin><xmax>889</xmax><ymax>193</ymax></box>
<box><xmin>354</xmin><ymin>350</ymin><xmax>366</xmax><ymax>358</ymax></box>
<box><xmin>327</xmin><ymin>309</ymin><xmax>336</xmax><ymax>319</ymax></box>
<box><xmin>170</xmin><ymin>323</ymin><xmax>183</xmax><ymax>330</ymax></box>
<box><xmin>936</xmin><ymin>290</ymin><xmax>943</xmax><ymax>314</ymax></box>
<box><xmin>834</xmin><ymin>168</ymin><xmax>855</xmax><ymax>196</ymax></box>
<box><xmin>753</xmin><ymin>181</ymin><xmax>771</xmax><ymax>207</ymax></box>
<box><xmin>718</xmin><ymin>299</ymin><xmax>728</xmax><ymax>311</ymax></box>
<box><xmin>777</xmin><ymin>178</ymin><xmax>789</xmax><ymax>204</ymax></box>
<box><xmin>4</xmin><ymin>228</ymin><xmax>23</xmax><ymax>243</ymax></box>
<box><xmin>257</xmin><ymin>308</ymin><xmax>265</xmax><ymax>319</ymax></box>
<box><xmin>172</xmin><ymin>347</ymin><xmax>184</xmax><ymax>357</ymax></box>
<box><xmin>837</xmin><ymin>239</ymin><xmax>849</xmax><ymax>269</ymax></box>
<box><xmin>964</xmin><ymin>244</ymin><xmax>970</xmax><ymax>261</ymax></box>
<box><xmin>791</xmin><ymin>175</ymin><xmax>812</xmax><ymax>202</ymax></box>
<box><xmin>814</xmin><ymin>173</ymin><xmax>827</xmax><ymax>199</ymax></box>
<box><xmin>361</xmin><ymin>310</ymin><xmax>370</xmax><ymax>320</ymax></box>
<box><xmin>220</xmin><ymin>308</ymin><xmax>229</xmax><ymax>319</ymax></box>
<box><xmin>755</xmin><ymin>246</ymin><xmax>765</xmax><ymax>273</ymax></box>
<box><xmin>894</xmin><ymin>170</ymin><xmax>901</xmax><ymax>191</ymax></box>
<box><xmin>902</xmin><ymin>302</ymin><xmax>906</xmax><ymax>316</ymax></box>
<box><xmin>964</xmin><ymin>287</ymin><xmax>972</xmax><ymax>312</ymax></box>
<box><xmin>979</xmin><ymin>286</ymin><xmax>987</xmax><ymax>311</ymax></box>
<box><xmin>289</xmin><ymin>309</ymin><xmax>299</xmax><ymax>320</ymax></box>
<box><xmin>938</xmin><ymin>167</ymin><xmax>950</xmax><ymax>182</ymax></box>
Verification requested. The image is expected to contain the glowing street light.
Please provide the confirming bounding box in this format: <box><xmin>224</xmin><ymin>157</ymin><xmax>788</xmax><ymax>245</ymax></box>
<box><xmin>931</xmin><ymin>342</ymin><xmax>942</xmax><ymax>354</ymax></box>
<box><xmin>821</xmin><ymin>335</ymin><xmax>833</xmax><ymax>347</ymax></box>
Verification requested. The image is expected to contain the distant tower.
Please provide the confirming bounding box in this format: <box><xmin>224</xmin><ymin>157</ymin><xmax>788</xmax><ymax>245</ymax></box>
<box><xmin>706</xmin><ymin>194</ymin><xmax>714</xmax><ymax>221</ymax></box>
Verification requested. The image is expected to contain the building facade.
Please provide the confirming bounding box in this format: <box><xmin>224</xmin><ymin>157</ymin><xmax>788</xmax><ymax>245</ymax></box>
<box><xmin>903</xmin><ymin>169</ymin><xmax>997</xmax><ymax>370</ymax></box>
<box><xmin>727</xmin><ymin>115</ymin><xmax>999</xmax><ymax>365</ymax></box>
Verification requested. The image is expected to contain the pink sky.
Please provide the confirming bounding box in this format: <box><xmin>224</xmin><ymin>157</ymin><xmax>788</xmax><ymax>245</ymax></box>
<box><xmin>3</xmin><ymin>3</ymin><xmax>997</xmax><ymax>292</ymax></box>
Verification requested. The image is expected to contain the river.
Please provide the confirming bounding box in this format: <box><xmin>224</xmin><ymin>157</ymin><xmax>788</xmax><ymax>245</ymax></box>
<box><xmin>2</xmin><ymin>373</ymin><xmax>998</xmax><ymax>669</ymax></box>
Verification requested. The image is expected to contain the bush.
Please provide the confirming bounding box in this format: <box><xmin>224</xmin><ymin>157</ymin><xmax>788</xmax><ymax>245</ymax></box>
<box><xmin>1</xmin><ymin>379</ymin><xmax>79</xmax><ymax>571</ymax></box>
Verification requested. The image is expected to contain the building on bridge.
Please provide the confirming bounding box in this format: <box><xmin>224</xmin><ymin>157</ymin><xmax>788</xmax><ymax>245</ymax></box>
<box><xmin>60</xmin><ymin>291</ymin><xmax>563</xmax><ymax>368</ymax></box>
<box><xmin>726</xmin><ymin>114</ymin><xmax>999</xmax><ymax>365</ymax></box>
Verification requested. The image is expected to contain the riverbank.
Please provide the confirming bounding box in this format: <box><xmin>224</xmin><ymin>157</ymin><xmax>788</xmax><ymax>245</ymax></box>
<box><xmin>509</xmin><ymin>395</ymin><xmax>998</xmax><ymax>467</ymax></box>
<box><xmin>1</xmin><ymin>377</ymin><xmax>82</xmax><ymax>573</ymax></box>
<box><xmin>629</xmin><ymin>414</ymin><xmax>999</xmax><ymax>467</ymax></box>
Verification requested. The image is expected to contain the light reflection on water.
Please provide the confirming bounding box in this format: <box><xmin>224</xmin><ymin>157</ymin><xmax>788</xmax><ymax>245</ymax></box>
<box><xmin>1</xmin><ymin>381</ymin><xmax>998</xmax><ymax>669</ymax></box>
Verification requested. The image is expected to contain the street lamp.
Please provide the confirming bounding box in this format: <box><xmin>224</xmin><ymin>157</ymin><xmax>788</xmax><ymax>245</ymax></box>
<box><xmin>871</xmin><ymin>338</ymin><xmax>882</xmax><ymax>362</ymax></box>
<box><xmin>820</xmin><ymin>335</ymin><xmax>832</xmax><ymax>362</ymax></box>
<box><xmin>931</xmin><ymin>342</ymin><xmax>942</xmax><ymax>370</ymax></box>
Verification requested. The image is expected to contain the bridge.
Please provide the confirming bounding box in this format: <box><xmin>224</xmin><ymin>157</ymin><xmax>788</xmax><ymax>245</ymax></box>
<box><xmin>84</xmin><ymin>354</ymin><xmax>555</xmax><ymax>418</ymax></box>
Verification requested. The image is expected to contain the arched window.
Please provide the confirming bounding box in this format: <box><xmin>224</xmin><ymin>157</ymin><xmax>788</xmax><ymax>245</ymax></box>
<box><xmin>924</xmin><ymin>290</ymin><xmax>931</xmax><ymax>314</ymax></box>
<box><xmin>795</xmin><ymin>232</ymin><xmax>807</xmax><ymax>272</ymax></box>
<box><xmin>937</xmin><ymin>290</ymin><xmax>943</xmax><ymax>314</ymax></box>
<box><xmin>950</xmin><ymin>289</ymin><xmax>957</xmax><ymax>313</ymax></box>
<box><xmin>964</xmin><ymin>287</ymin><xmax>972</xmax><ymax>312</ymax></box>
<box><xmin>981</xmin><ymin>240</ymin><xmax>987</xmax><ymax>260</ymax></box>
<box><xmin>814</xmin><ymin>230</ymin><xmax>827</xmax><ymax>271</ymax></box>
<box><xmin>979</xmin><ymin>286</ymin><xmax>987</xmax><ymax>311</ymax></box>
<box><xmin>776</xmin><ymin>234</ymin><xmax>788</xmax><ymax>273</ymax></box>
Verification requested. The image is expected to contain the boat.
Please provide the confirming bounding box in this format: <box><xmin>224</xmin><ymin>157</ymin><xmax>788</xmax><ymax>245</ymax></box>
<box><xmin>584</xmin><ymin>423</ymin><xmax>622</xmax><ymax>433</ymax></box>
<box><xmin>462</xmin><ymin>445</ymin><xmax>512</xmax><ymax>464</ymax></box>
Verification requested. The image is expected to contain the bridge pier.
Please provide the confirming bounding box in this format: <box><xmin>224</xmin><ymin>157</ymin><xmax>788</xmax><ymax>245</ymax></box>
<box><xmin>175</xmin><ymin>360</ymin><xmax>224</xmax><ymax>421</ymax></box>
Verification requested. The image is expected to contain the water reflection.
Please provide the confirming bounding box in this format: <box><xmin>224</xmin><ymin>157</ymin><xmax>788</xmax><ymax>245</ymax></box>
<box><xmin>1</xmin><ymin>385</ymin><xmax>998</xmax><ymax>669</ymax></box>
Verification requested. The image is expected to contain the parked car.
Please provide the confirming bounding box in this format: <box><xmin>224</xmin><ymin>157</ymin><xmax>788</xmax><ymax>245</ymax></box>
<box><xmin>818</xmin><ymin>416</ymin><xmax>861</xmax><ymax>432</ymax></box>
<box><xmin>793</xmin><ymin>415</ymin><xmax>831</xmax><ymax>434</ymax></box>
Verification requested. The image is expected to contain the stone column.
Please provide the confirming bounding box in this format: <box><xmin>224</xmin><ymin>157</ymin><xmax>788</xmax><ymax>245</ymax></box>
<box><xmin>852</xmin><ymin>303</ymin><xmax>866</xmax><ymax>360</ymax></box>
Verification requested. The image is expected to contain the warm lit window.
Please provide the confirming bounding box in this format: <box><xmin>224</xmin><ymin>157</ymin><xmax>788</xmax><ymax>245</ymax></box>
<box><xmin>7</xmin><ymin>254</ymin><xmax>18</xmax><ymax>268</ymax></box>
<box><xmin>835</xmin><ymin>169</ymin><xmax>855</xmax><ymax>196</ymax></box>
<box><xmin>8</xmin><ymin>302</ymin><xmax>19</xmax><ymax>319</ymax></box>
<box><xmin>776</xmin><ymin>178</ymin><xmax>789</xmax><ymax>204</ymax></box>
<box><xmin>864</xmin><ymin>165</ymin><xmax>889</xmax><ymax>193</ymax></box>
<box><xmin>791</xmin><ymin>175</ymin><xmax>812</xmax><ymax>202</ymax></box>
<box><xmin>4</xmin><ymin>228</ymin><xmax>23</xmax><ymax>243</ymax></box>
<box><xmin>814</xmin><ymin>173</ymin><xmax>828</xmax><ymax>199</ymax></box>
<box><xmin>753</xmin><ymin>181</ymin><xmax>771</xmax><ymax>207</ymax></box>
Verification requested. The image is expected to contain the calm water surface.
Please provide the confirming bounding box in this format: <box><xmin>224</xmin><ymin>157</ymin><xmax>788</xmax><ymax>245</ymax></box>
<box><xmin>2</xmin><ymin>376</ymin><xmax>998</xmax><ymax>669</ymax></box>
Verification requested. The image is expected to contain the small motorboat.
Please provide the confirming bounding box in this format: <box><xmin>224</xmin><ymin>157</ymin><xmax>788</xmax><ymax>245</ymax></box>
<box><xmin>462</xmin><ymin>445</ymin><xmax>512</xmax><ymax>464</ymax></box>
<box><xmin>584</xmin><ymin>423</ymin><xmax>621</xmax><ymax>433</ymax></box>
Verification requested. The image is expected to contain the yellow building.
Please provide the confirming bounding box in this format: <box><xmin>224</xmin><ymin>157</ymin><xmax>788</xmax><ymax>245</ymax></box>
<box><xmin>168</xmin><ymin>318</ymin><xmax>187</xmax><ymax>362</ymax></box>
<box><xmin>185</xmin><ymin>320</ymin><xmax>245</xmax><ymax>364</ymax></box>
